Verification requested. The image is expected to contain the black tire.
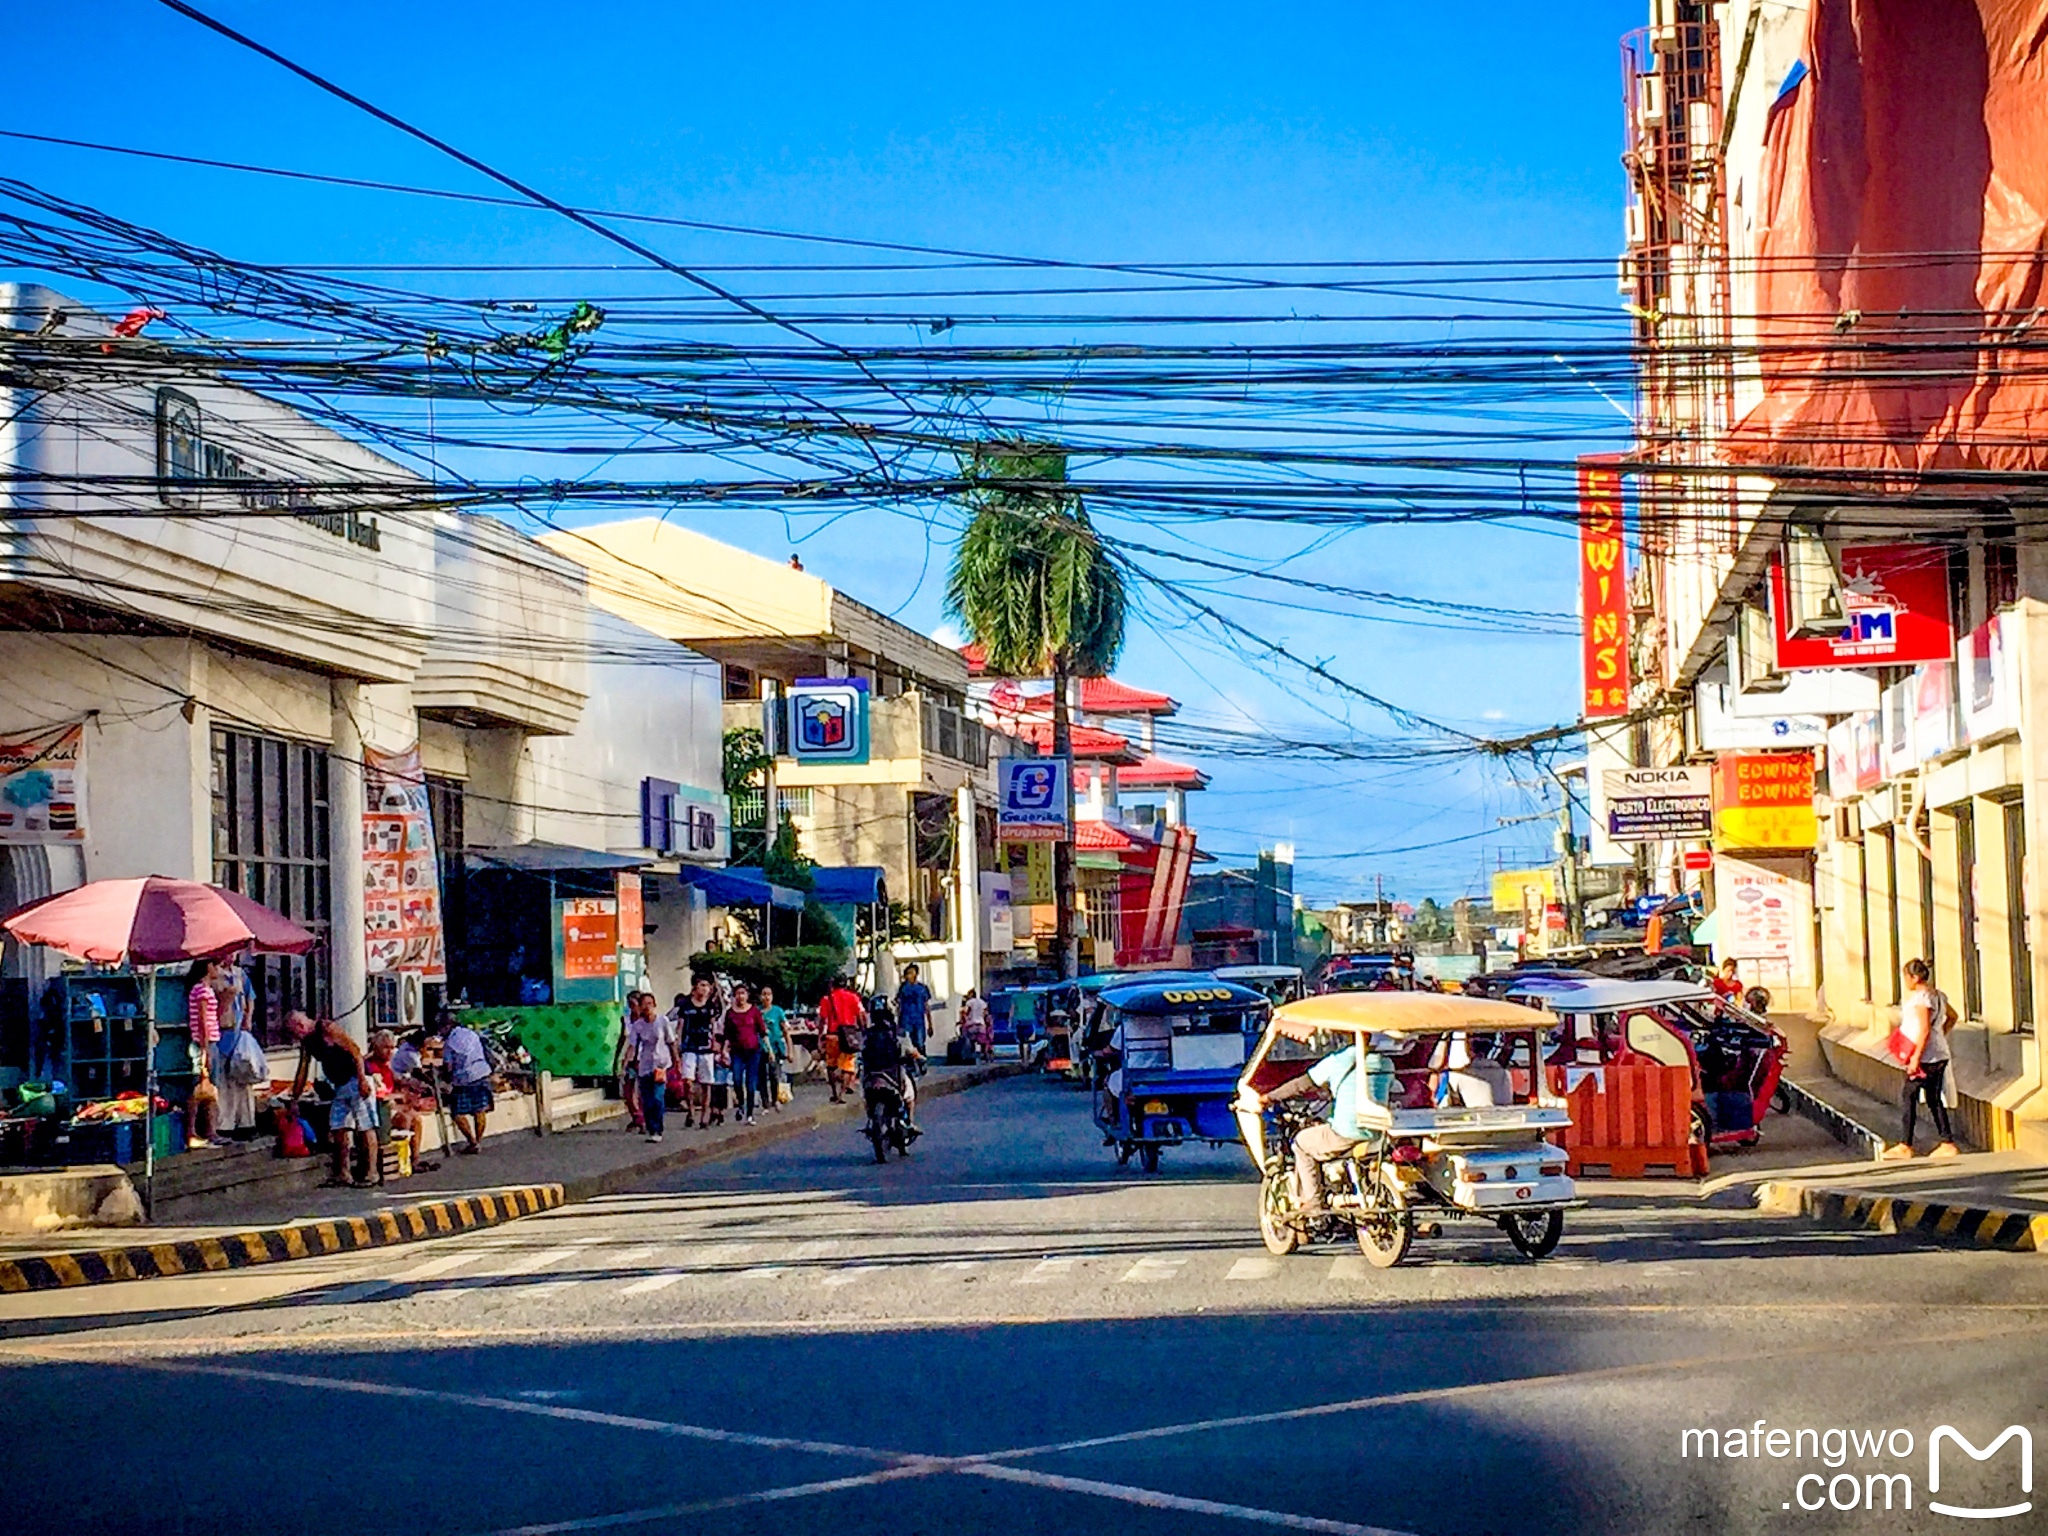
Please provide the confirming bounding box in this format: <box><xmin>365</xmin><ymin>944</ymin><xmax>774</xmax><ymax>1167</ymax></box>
<box><xmin>1114</xmin><ymin>1142</ymin><xmax>1133</xmax><ymax>1167</ymax></box>
<box><xmin>1356</xmin><ymin>1174</ymin><xmax>1411</xmax><ymax>1269</ymax></box>
<box><xmin>1773</xmin><ymin>1085</ymin><xmax>1793</xmax><ymax>1116</ymax></box>
<box><xmin>1258</xmin><ymin>1170</ymin><xmax>1301</xmax><ymax>1256</ymax></box>
<box><xmin>1691</xmin><ymin>1104</ymin><xmax>1712</xmax><ymax>1146</ymax></box>
<box><xmin>1139</xmin><ymin>1144</ymin><xmax>1162</xmax><ymax>1174</ymax></box>
<box><xmin>867</xmin><ymin>1107</ymin><xmax>889</xmax><ymax>1164</ymax></box>
<box><xmin>1501</xmin><ymin>1207</ymin><xmax>1564</xmax><ymax>1259</ymax></box>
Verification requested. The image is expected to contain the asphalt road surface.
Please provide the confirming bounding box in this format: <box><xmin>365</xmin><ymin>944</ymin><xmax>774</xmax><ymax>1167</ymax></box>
<box><xmin>4</xmin><ymin>1076</ymin><xmax>2045</xmax><ymax>1535</ymax></box>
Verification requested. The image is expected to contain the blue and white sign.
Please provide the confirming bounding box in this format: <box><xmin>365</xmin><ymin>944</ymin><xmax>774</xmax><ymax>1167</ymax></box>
<box><xmin>787</xmin><ymin>677</ymin><xmax>870</xmax><ymax>766</ymax></box>
<box><xmin>998</xmin><ymin>757</ymin><xmax>1069</xmax><ymax>842</ymax></box>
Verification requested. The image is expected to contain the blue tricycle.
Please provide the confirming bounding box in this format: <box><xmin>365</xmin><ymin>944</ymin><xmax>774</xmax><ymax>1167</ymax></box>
<box><xmin>1083</xmin><ymin>978</ymin><xmax>1270</xmax><ymax>1172</ymax></box>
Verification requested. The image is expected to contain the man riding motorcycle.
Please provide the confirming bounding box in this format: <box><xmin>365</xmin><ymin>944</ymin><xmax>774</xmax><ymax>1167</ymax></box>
<box><xmin>860</xmin><ymin>998</ymin><xmax>923</xmax><ymax>1135</ymax></box>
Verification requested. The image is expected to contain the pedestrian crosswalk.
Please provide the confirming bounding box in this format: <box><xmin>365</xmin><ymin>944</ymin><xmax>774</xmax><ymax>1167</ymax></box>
<box><xmin>327</xmin><ymin>1238</ymin><xmax>1533</xmax><ymax>1310</ymax></box>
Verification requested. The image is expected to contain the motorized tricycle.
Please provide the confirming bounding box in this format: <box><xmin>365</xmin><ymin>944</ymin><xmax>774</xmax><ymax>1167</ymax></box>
<box><xmin>1085</xmin><ymin>977</ymin><xmax>1270</xmax><ymax>1172</ymax></box>
<box><xmin>1234</xmin><ymin>992</ymin><xmax>1576</xmax><ymax>1268</ymax></box>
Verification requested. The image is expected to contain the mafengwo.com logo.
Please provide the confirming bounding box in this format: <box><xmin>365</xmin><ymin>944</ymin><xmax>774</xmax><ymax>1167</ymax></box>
<box><xmin>1679</xmin><ymin>1421</ymin><xmax>2032</xmax><ymax>1518</ymax></box>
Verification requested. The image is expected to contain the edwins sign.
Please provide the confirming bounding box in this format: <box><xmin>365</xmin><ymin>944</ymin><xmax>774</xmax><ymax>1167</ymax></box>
<box><xmin>1578</xmin><ymin>456</ymin><xmax>1630</xmax><ymax>719</ymax></box>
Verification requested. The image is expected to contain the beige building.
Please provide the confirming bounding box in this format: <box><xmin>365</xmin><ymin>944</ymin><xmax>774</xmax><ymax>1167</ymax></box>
<box><xmin>1622</xmin><ymin>3</ymin><xmax>2048</xmax><ymax>1151</ymax></box>
<box><xmin>538</xmin><ymin>518</ymin><xmax>1003</xmax><ymax>1022</ymax></box>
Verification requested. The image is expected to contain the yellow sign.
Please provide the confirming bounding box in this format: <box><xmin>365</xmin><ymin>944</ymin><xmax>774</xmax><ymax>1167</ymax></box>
<box><xmin>1160</xmin><ymin>987</ymin><xmax>1233</xmax><ymax>1004</ymax></box>
<box><xmin>1007</xmin><ymin>840</ymin><xmax>1055</xmax><ymax>904</ymax></box>
<box><xmin>1491</xmin><ymin>867</ymin><xmax>1556</xmax><ymax>915</ymax></box>
<box><xmin>1714</xmin><ymin>805</ymin><xmax>1819</xmax><ymax>850</ymax></box>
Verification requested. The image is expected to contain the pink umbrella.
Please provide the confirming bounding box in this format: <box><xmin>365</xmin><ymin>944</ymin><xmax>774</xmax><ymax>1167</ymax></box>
<box><xmin>0</xmin><ymin>875</ymin><xmax>318</xmax><ymax>965</ymax></box>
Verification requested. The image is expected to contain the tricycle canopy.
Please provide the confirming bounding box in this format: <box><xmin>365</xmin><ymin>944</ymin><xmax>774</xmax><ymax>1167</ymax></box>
<box><xmin>1265</xmin><ymin>991</ymin><xmax>1556</xmax><ymax>1042</ymax></box>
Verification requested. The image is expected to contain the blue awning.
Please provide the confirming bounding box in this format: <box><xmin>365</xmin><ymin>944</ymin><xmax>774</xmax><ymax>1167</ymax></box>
<box><xmin>810</xmin><ymin>866</ymin><xmax>886</xmax><ymax>906</ymax></box>
<box><xmin>675</xmin><ymin>865</ymin><xmax>806</xmax><ymax>910</ymax></box>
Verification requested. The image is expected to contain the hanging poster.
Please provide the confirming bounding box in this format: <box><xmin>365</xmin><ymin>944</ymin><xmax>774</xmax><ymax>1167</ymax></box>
<box><xmin>617</xmin><ymin>871</ymin><xmax>645</xmax><ymax>950</ymax></box>
<box><xmin>1713</xmin><ymin>856</ymin><xmax>1816</xmax><ymax>993</ymax></box>
<box><xmin>1769</xmin><ymin>543</ymin><xmax>1953</xmax><ymax>670</ymax></box>
<box><xmin>362</xmin><ymin>743</ymin><xmax>446</xmax><ymax>982</ymax></box>
<box><xmin>0</xmin><ymin>725</ymin><xmax>84</xmax><ymax>844</ymax></box>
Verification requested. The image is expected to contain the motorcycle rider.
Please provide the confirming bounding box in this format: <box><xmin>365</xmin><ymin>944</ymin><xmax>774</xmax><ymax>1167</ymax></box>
<box><xmin>1252</xmin><ymin>1032</ymin><xmax>1397</xmax><ymax>1217</ymax></box>
<box><xmin>860</xmin><ymin>997</ymin><xmax>923</xmax><ymax>1134</ymax></box>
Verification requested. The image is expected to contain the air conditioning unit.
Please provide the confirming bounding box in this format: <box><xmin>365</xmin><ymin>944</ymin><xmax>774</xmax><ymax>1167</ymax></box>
<box><xmin>1637</xmin><ymin>69</ymin><xmax>1667</xmax><ymax>127</ymax></box>
<box><xmin>1732</xmin><ymin>607</ymin><xmax>1788</xmax><ymax>694</ymax></box>
<box><xmin>1625</xmin><ymin>203</ymin><xmax>1648</xmax><ymax>246</ymax></box>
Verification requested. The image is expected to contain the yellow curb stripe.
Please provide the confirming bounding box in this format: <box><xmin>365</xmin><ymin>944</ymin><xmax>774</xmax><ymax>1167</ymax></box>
<box><xmin>1934</xmin><ymin>1206</ymin><xmax>1966</xmax><ymax>1236</ymax></box>
<box><xmin>346</xmin><ymin>1217</ymin><xmax>371</xmax><ymax>1247</ymax></box>
<box><xmin>478</xmin><ymin>1194</ymin><xmax>500</xmax><ymax>1222</ymax></box>
<box><xmin>280</xmin><ymin>1227</ymin><xmax>308</xmax><ymax>1260</ymax></box>
<box><xmin>46</xmin><ymin>1253</ymin><xmax>87</xmax><ymax>1288</ymax></box>
<box><xmin>103</xmin><ymin>1249</ymin><xmax>139</xmax><ymax>1283</ymax></box>
<box><xmin>237</xmin><ymin>1232</ymin><xmax>269</xmax><ymax>1264</ymax></box>
<box><xmin>1899</xmin><ymin>1202</ymin><xmax>1927</xmax><ymax>1231</ymax></box>
<box><xmin>195</xmin><ymin>1239</ymin><xmax>230</xmax><ymax>1272</ymax></box>
<box><xmin>402</xmin><ymin>1207</ymin><xmax>426</xmax><ymax>1238</ymax></box>
<box><xmin>0</xmin><ymin>1262</ymin><xmax>30</xmax><ymax>1294</ymax></box>
<box><xmin>313</xmin><ymin>1222</ymin><xmax>342</xmax><ymax>1254</ymax></box>
<box><xmin>150</xmin><ymin>1243</ymin><xmax>185</xmax><ymax>1276</ymax></box>
<box><xmin>2028</xmin><ymin>1215</ymin><xmax>2048</xmax><ymax>1253</ymax></box>
<box><xmin>1977</xmin><ymin>1210</ymin><xmax>2010</xmax><ymax>1244</ymax></box>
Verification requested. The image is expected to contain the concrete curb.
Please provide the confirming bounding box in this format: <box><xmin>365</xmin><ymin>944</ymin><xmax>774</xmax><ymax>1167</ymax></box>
<box><xmin>1756</xmin><ymin>1178</ymin><xmax>2048</xmax><ymax>1254</ymax></box>
<box><xmin>1778</xmin><ymin>1078</ymin><xmax>1886</xmax><ymax>1161</ymax></box>
<box><xmin>0</xmin><ymin>1061</ymin><xmax>1027</xmax><ymax>1294</ymax></box>
<box><xmin>0</xmin><ymin>1185</ymin><xmax>565</xmax><ymax>1294</ymax></box>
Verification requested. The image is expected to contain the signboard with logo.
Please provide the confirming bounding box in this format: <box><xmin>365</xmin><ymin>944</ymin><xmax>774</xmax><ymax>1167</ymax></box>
<box><xmin>1961</xmin><ymin>613</ymin><xmax>2017</xmax><ymax>744</ymax></box>
<box><xmin>1769</xmin><ymin>543</ymin><xmax>1953</xmax><ymax>671</ymax></box>
<box><xmin>362</xmin><ymin>743</ymin><xmax>446</xmax><ymax>982</ymax></box>
<box><xmin>786</xmin><ymin>677</ymin><xmax>870</xmax><ymax>765</ymax></box>
<box><xmin>1694</xmin><ymin>681</ymin><xmax>1826</xmax><ymax>752</ymax></box>
<box><xmin>557</xmin><ymin>897</ymin><xmax>620</xmax><ymax>983</ymax></box>
<box><xmin>1712</xmin><ymin>751</ymin><xmax>1817</xmax><ymax>851</ymax></box>
<box><xmin>1578</xmin><ymin>456</ymin><xmax>1630</xmax><ymax>719</ymax></box>
<box><xmin>1911</xmin><ymin>660</ymin><xmax>1956</xmax><ymax>765</ymax></box>
<box><xmin>0</xmin><ymin>725</ymin><xmax>85</xmax><ymax>845</ymax></box>
<box><xmin>998</xmin><ymin>757</ymin><xmax>1069</xmax><ymax>842</ymax></box>
<box><xmin>978</xmin><ymin>872</ymin><xmax>1014</xmax><ymax>952</ymax></box>
<box><xmin>1601</xmin><ymin>766</ymin><xmax>1713</xmax><ymax>842</ymax></box>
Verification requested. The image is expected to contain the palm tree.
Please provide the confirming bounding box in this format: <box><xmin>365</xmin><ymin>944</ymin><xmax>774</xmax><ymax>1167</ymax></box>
<box><xmin>947</xmin><ymin>443</ymin><xmax>1127</xmax><ymax>979</ymax></box>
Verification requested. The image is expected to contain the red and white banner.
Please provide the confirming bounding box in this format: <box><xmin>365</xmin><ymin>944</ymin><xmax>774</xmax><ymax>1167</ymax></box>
<box><xmin>1578</xmin><ymin>456</ymin><xmax>1630</xmax><ymax>719</ymax></box>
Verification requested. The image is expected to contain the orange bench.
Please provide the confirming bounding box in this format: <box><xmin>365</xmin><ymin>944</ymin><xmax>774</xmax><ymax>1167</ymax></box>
<box><xmin>1546</xmin><ymin>1062</ymin><xmax>1706</xmax><ymax>1178</ymax></box>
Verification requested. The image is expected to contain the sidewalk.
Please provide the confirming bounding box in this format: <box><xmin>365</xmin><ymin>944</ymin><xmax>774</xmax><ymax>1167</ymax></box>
<box><xmin>1754</xmin><ymin>1045</ymin><xmax>2048</xmax><ymax>1252</ymax></box>
<box><xmin>0</xmin><ymin>1060</ymin><xmax>1020</xmax><ymax>1292</ymax></box>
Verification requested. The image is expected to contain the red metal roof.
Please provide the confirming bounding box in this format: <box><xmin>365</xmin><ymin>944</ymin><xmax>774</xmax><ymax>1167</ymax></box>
<box><xmin>1118</xmin><ymin>754</ymin><xmax>1209</xmax><ymax>790</ymax></box>
<box><xmin>1011</xmin><ymin>720</ymin><xmax>1142</xmax><ymax>764</ymax></box>
<box><xmin>1075</xmin><ymin>820</ymin><xmax>1141</xmax><ymax>852</ymax></box>
<box><xmin>1078</xmin><ymin>678</ymin><xmax>1177</xmax><ymax>716</ymax></box>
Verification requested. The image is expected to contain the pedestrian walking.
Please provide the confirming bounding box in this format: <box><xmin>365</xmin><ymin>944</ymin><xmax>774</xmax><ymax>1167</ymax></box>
<box><xmin>961</xmin><ymin>987</ymin><xmax>993</xmax><ymax>1062</ymax></box>
<box><xmin>672</xmin><ymin>975</ymin><xmax>722</xmax><ymax>1129</ymax></box>
<box><xmin>759</xmin><ymin>984</ymin><xmax>790</xmax><ymax>1109</ymax></box>
<box><xmin>726</xmin><ymin>983</ymin><xmax>766</xmax><ymax>1124</ymax></box>
<box><xmin>897</xmin><ymin>962</ymin><xmax>934</xmax><ymax>1054</ymax></box>
<box><xmin>624</xmin><ymin>991</ymin><xmax>672</xmax><ymax>1142</ymax></box>
<box><xmin>441</xmin><ymin>1010</ymin><xmax>497</xmax><ymax>1154</ymax></box>
<box><xmin>818</xmin><ymin>974</ymin><xmax>866</xmax><ymax>1103</ymax></box>
<box><xmin>1883</xmin><ymin>958</ymin><xmax>1960</xmax><ymax>1160</ymax></box>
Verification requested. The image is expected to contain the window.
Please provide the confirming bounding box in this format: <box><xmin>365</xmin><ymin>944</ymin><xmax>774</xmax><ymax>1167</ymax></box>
<box><xmin>427</xmin><ymin>776</ymin><xmax>465</xmax><ymax>1008</ymax></box>
<box><xmin>2006</xmin><ymin>799</ymin><xmax>2033</xmax><ymax>1033</ymax></box>
<box><xmin>1084</xmin><ymin>886</ymin><xmax>1121</xmax><ymax>947</ymax></box>
<box><xmin>211</xmin><ymin>728</ymin><xmax>331</xmax><ymax>1044</ymax></box>
<box><xmin>723</xmin><ymin>664</ymin><xmax>756</xmax><ymax>701</ymax></box>
<box><xmin>1956</xmin><ymin>804</ymin><xmax>1983</xmax><ymax>1019</ymax></box>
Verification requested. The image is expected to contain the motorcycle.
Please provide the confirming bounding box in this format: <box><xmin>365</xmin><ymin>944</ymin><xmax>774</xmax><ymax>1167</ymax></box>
<box><xmin>862</xmin><ymin>1068</ymin><xmax>918</xmax><ymax>1162</ymax></box>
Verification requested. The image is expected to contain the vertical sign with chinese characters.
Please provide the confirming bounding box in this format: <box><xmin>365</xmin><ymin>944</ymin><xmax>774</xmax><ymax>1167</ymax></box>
<box><xmin>1578</xmin><ymin>456</ymin><xmax>1630</xmax><ymax>719</ymax></box>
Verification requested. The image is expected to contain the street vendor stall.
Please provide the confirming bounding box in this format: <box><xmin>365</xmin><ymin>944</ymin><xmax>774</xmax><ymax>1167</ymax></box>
<box><xmin>0</xmin><ymin>875</ymin><xmax>316</xmax><ymax>1210</ymax></box>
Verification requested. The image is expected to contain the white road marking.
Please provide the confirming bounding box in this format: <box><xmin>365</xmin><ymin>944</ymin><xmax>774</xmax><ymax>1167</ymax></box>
<box><xmin>821</xmin><ymin>1265</ymin><xmax>880</xmax><ymax>1288</ymax></box>
<box><xmin>1226</xmin><ymin>1256</ymin><xmax>1280</xmax><ymax>1281</ymax></box>
<box><xmin>1327</xmin><ymin>1256</ymin><xmax>1368</xmax><ymax>1280</ymax></box>
<box><xmin>736</xmin><ymin>1264</ymin><xmax>789</xmax><ymax>1280</ymax></box>
<box><xmin>481</xmin><ymin>1464</ymin><xmax>944</xmax><ymax>1536</ymax></box>
<box><xmin>320</xmin><ymin>1281</ymin><xmax>397</xmax><ymax>1307</ymax></box>
<box><xmin>966</xmin><ymin>1464</ymin><xmax>1418</xmax><ymax>1536</ymax></box>
<box><xmin>1119</xmin><ymin>1256</ymin><xmax>1187</xmax><ymax>1284</ymax></box>
<box><xmin>1017</xmin><ymin>1257</ymin><xmax>1076</xmax><ymax>1284</ymax></box>
<box><xmin>485</xmin><ymin>1247</ymin><xmax>581</xmax><ymax>1279</ymax></box>
<box><xmin>787</xmin><ymin>1238</ymin><xmax>841</xmax><ymax>1261</ymax></box>
<box><xmin>614</xmin><ymin>1247</ymin><xmax>660</xmax><ymax>1263</ymax></box>
<box><xmin>526</xmin><ymin>1281</ymin><xmax>578</xmax><ymax>1299</ymax></box>
<box><xmin>619</xmin><ymin>1272</ymin><xmax>685</xmax><ymax>1296</ymax></box>
<box><xmin>390</xmin><ymin>1253</ymin><xmax>481</xmax><ymax>1282</ymax></box>
<box><xmin>930</xmin><ymin>1260</ymin><xmax>979</xmax><ymax>1278</ymax></box>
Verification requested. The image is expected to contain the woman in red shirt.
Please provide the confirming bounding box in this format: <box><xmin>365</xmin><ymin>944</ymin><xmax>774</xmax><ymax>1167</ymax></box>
<box><xmin>725</xmin><ymin>984</ymin><xmax>766</xmax><ymax>1125</ymax></box>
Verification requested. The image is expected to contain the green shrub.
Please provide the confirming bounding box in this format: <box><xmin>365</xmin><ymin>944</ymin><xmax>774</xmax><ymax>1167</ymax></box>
<box><xmin>690</xmin><ymin>945</ymin><xmax>849</xmax><ymax>1006</ymax></box>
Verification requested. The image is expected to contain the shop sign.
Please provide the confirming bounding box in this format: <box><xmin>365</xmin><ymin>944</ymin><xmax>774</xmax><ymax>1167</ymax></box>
<box><xmin>1005</xmin><ymin>839</ymin><xmax>1055</xmax><ymax>904</ymax></box>
<box><xmin>640</xmin><ymin>778</ymin><xmax>723</xmax><ymax>860</ymax></box>
<box><xmin>1491</xmin><ymin>867</ymin><xmax>1556</xmax><ymax>914</ymax></box>
<box><xmin>1852</xmin><ymin>711</ymin><xmax>1883</xmax><ymax>791</ymax></box>
<box><xmin>1712</xmin><ymin>751</ymin><xmax>1817</xmax><ymax>851</ymax></box>
<box><xmin>1769</xmin><ymin>543</ymin><xmax>1952</xmax><ymax>670</ymax></box>
<box><xmin>560</xmin><ymin>898</ymin><xmax>619</xmax><ymax>981</ymax></box>
<box><xmin>155</xmin><ymin>387</ymin><xmax>382</xmax><ymax>550</ymax></box>
<box><xmin>362</xmin><ymin>743</ymin><xmax>445</xmax><ymax>981</ymax></box>
<box><xmin>1911</xmin><ymin>660</ymin><xmax>1956</xmax><ymax>765</ymax></box>
<box><xmin>786</xmin><ymin>677</ymin><xmax>870</xmax><ymax>766</ymax></box>
<box><xmin>617</xmin><ymin>872</ymin><xmax>645</xmax><ymax>951</ymax></box>
<box><xmin>1694</xmin><ymin>680</ymin><xmax>1826</xmax><ymax>752</ymax></box>
<box><xmin>0</xmin><ymin>724</ymin><xmax>84</xmax><ymax>844</ymax></box>
<box><xmin>1684</xmin><ymin>849</ymin><xmax>1714</xmax><ymax>871</ymax></box>
<box><xmin>1961</xmin><ymin>612</ymin><xmax>2017</xmax><ymax>744</ymax></box>
<box><xmin>1825</xmin><ymin>717</ymin><xmax>1855</xmax><ymax>796</ymax></box>
<box><xmin>1578</xmin><ymin>456</ymin><xmax>1630</xmax><ymax>719</ymax></box>
<box><xmin>979</xmin><ymin>872</ymin><xmax>1014</xmax><ymax>951</ymax></box>
<box><xmin>998</xmin><ymin>757</ymin><xmax>1069</xmax><ymax>842</ymax></box>
<box><xmin>1878</xmin><ymin>677</ymin><xmax>1914</xmax><ymax>781</ymax></box>
<box><xmin>1601</xmin><ymin>766</ymin><xmax>1713</xmax><ymax>842</ymax></box>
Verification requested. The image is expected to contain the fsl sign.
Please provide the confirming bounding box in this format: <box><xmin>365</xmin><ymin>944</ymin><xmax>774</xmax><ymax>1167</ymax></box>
<box><xmin>1578</xmin><ymin>456</ymin><xmax>1630</xmax><ymax>719</ymax></box>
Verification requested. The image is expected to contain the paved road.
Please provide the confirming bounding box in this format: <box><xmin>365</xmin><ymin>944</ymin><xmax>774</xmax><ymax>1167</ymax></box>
<box><xmin>4</xmin><ymin>1076</ymin><xmax>2045</xmax><ymax>1535</ymax></box>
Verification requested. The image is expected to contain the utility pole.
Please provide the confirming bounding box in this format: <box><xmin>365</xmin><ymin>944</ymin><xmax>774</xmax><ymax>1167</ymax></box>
<box><xmin>1555</xmin><ymin>765</ymin><xmax>1586</xmax><ymax>948</ymax></box>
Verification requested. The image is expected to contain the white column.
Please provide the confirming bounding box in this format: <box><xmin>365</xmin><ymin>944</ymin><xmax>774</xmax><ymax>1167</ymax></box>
<box><xmin>955</xmin><ymin>781</ymin><xmax>981</xmax><ymax>1008</ymax></box>
<box><xmin>329</xmin><ymin>680</ymin><xmax>369</xmax><ymax>1043</ymax></box>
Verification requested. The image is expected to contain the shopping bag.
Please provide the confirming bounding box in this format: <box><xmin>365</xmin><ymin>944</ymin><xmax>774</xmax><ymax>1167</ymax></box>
<box><xmin>776</xmin><ymin>1079</ymin><xmax>793</xmax><ymax>1105</ymax></box>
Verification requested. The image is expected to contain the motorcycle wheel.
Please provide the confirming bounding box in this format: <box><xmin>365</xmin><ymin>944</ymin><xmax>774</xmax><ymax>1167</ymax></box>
<box><xmin>1500</xmin><ymin>1208</ymin><xmax>1564</xmax><ymax>1259</ymax></box>
<box><xmin>867</xmin><ymin>1107</ymin><xmax>889</xmax><ymax>1164</ymax></box>
<box><xmin>1139</xmin><ymin>1144</ymin><xmax>1161</xmax><ymax>1174</ymax></box>
<box><xmin>1258</xmin><ymin>1170</ymin><xmax>1300</xmax><ymax>1256</ymax></box>
<box><xmin>1356</xmin><ymin>1176</ymin><xmax>1411</xmax><ymax>1269</ymax></box>
<box><xmin>1114</xmin><ymin>1143</ymin><xmax>1133</xmax><ymax>1167</ymax></box>
<box><xmin>1772</xmin><ymin>1085</ymin><xmax>1793</xmax><ymax>1116</ymax></box>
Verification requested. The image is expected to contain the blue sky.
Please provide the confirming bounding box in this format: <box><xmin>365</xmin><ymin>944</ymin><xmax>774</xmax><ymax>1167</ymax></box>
<box><xmin>10</xmin><ymin>0</ymin><xmax>1644</xmax><ymax>903</ymax></box>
